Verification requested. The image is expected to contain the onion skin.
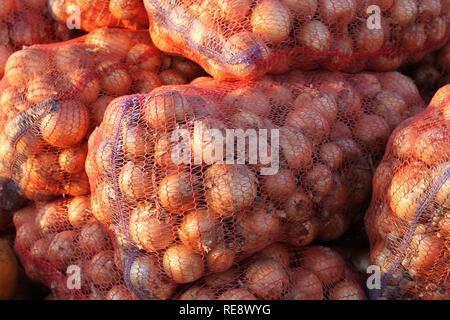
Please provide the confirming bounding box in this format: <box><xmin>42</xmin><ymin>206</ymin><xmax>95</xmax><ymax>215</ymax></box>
<box><xmin>246</xmin><ymin>258</ymin><xmax>289</xmax><ymax>299</ymax></box>
<box><xmin>301</xmin><ymin>246</ymin><xmax>345</xmax><ymax>285</ymax></box>
<box><xmin>251</xmin><ymin>0</ymin><xmax>292</xmax><ymax>45</ymax></box>
<box><xmin>217</xmin><ymin>288</ymin><xmax>257</xmax><ymax>300</ymax></box>
<box><xmin>163</xmin><ymin>245</ymin><xmax>205</xmax><ymax>284</ymax></box>
<box><xmin>289</xmin><ymin>269</ymin><xmax>323</xmax><ymax>300</ymax></box>
<box><xmin>88</xmin><ymin>250</ymin><xmax>121</xmax><ymax>288</ymax></box>
<box><xmin>205</xmin><ymin>164</ymin><xmax>258</xmax><ymax>217</ymax></box>
<box><xmin>179</xmin><ymin>287</ymin><xmax>215</xmax><ymax>300</ymax></box>
<box><xmin>79</xmin><ymin>221</ymin><xmax>111</xmax><ymax>256</ymax></box>
<box><xmin>129</xmin><ymin>255</ymin><xmax>177</xmax><ymax>300</ymax></box>
<box><xmin>47</xmin><ymin>231</ymin><xmax>79</xmax><ymax>270</ymax></box>
<box><xmin>262</xmin><ymin>169</ymin><xmax>297</xmax><ymax>202</ymax></box>
<box><xmin>329</xmin><ymin>281</ymin><xmax>367</xmax><ymax>300</ymax></box>
<box><xmin>105</xmin><ymin>285</ymin><xmax>138</xmax><ymax>300</ymax></box>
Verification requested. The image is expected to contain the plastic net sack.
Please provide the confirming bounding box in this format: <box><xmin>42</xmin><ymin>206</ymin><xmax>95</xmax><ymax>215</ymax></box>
<box><xmin>13</xmin><ymin>196</ymin><xmax>140</xmax><ymax>300</ymax></box>
<box><xmin>86</xmin><ymin>70</ymin><xmax>424</xmax><ymax>298</ymax></box>
<box><xmin>405</xmin><ymin>42</ymin><xmax>449</xmax><ymax>104</ymax></box>
<box><xmin>49</xmin><ymin>0</ymin><xmax>149</xmax><ymax>32</ymax></box>
<box><xmin>364</xmin><ymin>84</ymin><xmax>449</xmax><ymax>300</ymax></box>
<box><xmin>0</xmin><ymin>27</ymin><xmax>201</xmax><ymax>213</ymax></box>
<box><xmin>173</xmin><ymin>243</ymin><xmax>368</xmax><ymax>300</ymax></box>
<box><xmin>0</xmin><ymin>0</ymin><xmax>81</xmax><ymax>78</ymax></box>
<box><xmin>144</xmin><ymin>0</ymin><xmax>449</xmax><ymax>81</ymax></box>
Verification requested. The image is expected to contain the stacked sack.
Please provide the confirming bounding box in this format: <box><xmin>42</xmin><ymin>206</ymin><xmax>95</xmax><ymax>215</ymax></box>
<box><xmin>365</xmin><ymin>85</ymin><xmax>449</xmax><ymax>300</ymax></box>
<box><xmin>144</xmin><ymin>0</ymin><xmax>449</xmax><ymax>80</ymax></box>
<box><xmin>49</xmin><ymin>0</ymin><xmax>149</xmax><ymax>31</ymax></box>
<box><xmin>84</xmin><ymin>70</ymin><xmax>424</xmax><ymax>298</ymax></box>
<box><xmin>12</xmin><ymin>195</ymin><xmax>367</xmax><ymax>300</ymax></box>
<box><xmin>0</xmin><ymin>0</ymin><xmax>80</xmax><ymax>77</ymax></box>
<box><xmin>0</xmin><ymin>27</ymin><xmax>202</xmax><ymax>216</ymax></box>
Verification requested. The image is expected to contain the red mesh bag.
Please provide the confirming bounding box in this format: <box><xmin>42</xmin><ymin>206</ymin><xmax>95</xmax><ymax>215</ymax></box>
<box><xmin>0</xmin><ymin>0</ymin><xmax>81</xmax><ymax>78</ymax></box>
<box><xmin>144</xmin><ymin>0</ymin><xmax>449</xmax><ymax>80</ymax></box>
<box><xmin>173</xmin><ymin>243</ymin><xmax>367</xmax><ymax>300</ymax></box>
<box><xmin>86</xmin><ymin>70</ymin><xmax>424</xmax><ymax>298</ymax></box>
<box><xmin>406</xmin><ymin>42</ymin><xmax>450</xmax><ymax>104</ymax></box>
<box><xmin>13</xmin><ymin>196</ymin><xmax>141</xmax><ymax>300</ymax></box>
<box><xmin>364</xmin><ymin>84</ymin><xmax>449</xmax><ymax>300</ymax></box>
<box><xmin>0</xmin><ymin>27</ymin><xmax>202</xmax><ymax>214</ymax></box>
<box><xmin>49</xmin><ymin>0</ymin><xmax>149</xmax><ymax>32</ymax></box>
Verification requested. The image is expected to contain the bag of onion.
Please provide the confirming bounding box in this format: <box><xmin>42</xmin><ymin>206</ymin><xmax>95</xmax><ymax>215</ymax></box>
<box><xmin>48</xmin><ymin>0</ymin><xmax>149</xmax><ymax>32</ymax></box>
<box><xmin>365</xmin><ymin>84</ymin><xmax>449</xmax><ymax>300</ymax></box>
<box><xmin>0</xmin><ymin>0</ymin><xmax>80</xmax><ymax>78</ymax></box>
<box><xmin>85</xmin><ymin>70</ymin><xmax>424</xmax><ymax>295</ymax></box>
<box><xmin>0</xmin><ymin>27</ymin><xmax>203</xmax><ymax>212</ymax></box>
<box><xmin>143</xmin><ymin>0</ymin><xmax>449</xmax><ymax>80</ymax></box>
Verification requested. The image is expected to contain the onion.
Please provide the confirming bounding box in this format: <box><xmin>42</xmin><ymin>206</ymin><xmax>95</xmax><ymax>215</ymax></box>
<box><xmin>68</xmin><ymin>69</ymin><xmax>101</xmax><ymax>104</ymax></box>
<box><xmin>159</xmin><ymin>69</ymin><xmax>188</xmax><ymax>85</ymax></box>
<box><xmin>289</xmin><ymin>269</ymin><xmax>323</xmax><ymax>300</ymax></box>
<box><xmin>285</xmin><ymin>190</ymin><xmax>313</xmax><ymax>223</ymax></box>
<box><xmin>79</xmin><ymin>221</ymin><xmax>111</xmax><ymax>256</ymax></box>
<box><xmin>204</xmin><ymin>266</ymin><xmax>240</xmax><ymax>288</ymax></box>
<box><xmin>305</xmin><ymin>164</ymin><xmax>333</xmax><ymax>201</ymax></box>
<box><xmin>353</xmin><ymin>114</ymin><xmax>390</xmax><ymax>148</ymax></box>
<box><xmin>47</xmin><ymin>231</ymin><xmax>79</xmax><ymax>270</ymax></box>
<box><xmin>246</xmin><ymin>258</ymin><xmax>289</xmax><ymax>299</ymax></box>
<box><xmin>281</xmin><ymin>0</ymin><xmax>317</xmax><ymax>15</ymax></box>
<box><xmin>88</xmin><ymin>250</ymin><xmax>121</xmax><ymax>287</ymax></box>
<box><xmin>178</xmin><ymin>209</ymin><xmax>221</xmax><ymax>254</ymax></box>
<box><xmin>54</xmin><ymin>44</ymin><xmax>93</xmax><ymax>74</ymax></box>
<box><xmin>251</xmin><ymin>0</ymin><xmax>292</xmax><ymax>45</ymax></box>
<box><xmin>40</xmin><ymin>100</ymin><xmax>90</xmax><ymax>149</ymax></box>
<box><xmin>59</xmin><ymin>144</ymin><xmax>88</xmax><ymax>174</ymax></box>
<box><xmin>157</xmin><ymin>171</ymin><xmax>201</xmax><ymax>214</ymax></box>
<box><xmin>30</xmin><ymin>237</ymin><xmax>52</xmax><ymax>261</ymax></box>
<box><xmin>285</xmin><ymin>216</ymin><xmax>319</xmax><ymax>247</ymax></box>
<box><xmin>129</xmin><ymin>203</ymin><xmax>175</xmax><ymax>252</ymax></box>
<box><xmin>279</xmin><ymin>127</ymin><xmax>314</xmax><ymax>171</ymax></box>
<box><xmin>217</xmin><ymin>0</ymin><xmax>251</xmax><ymax>23</ymax></box>
<box><xmin>36</xmin><ymin>201</ymin><xmax>69</xmax><ymax>234</ymax></box>
<box><xmin>223</xmin><ymin>87</ymin><xmax>271</xmax><ymax>117</ymax></box>
<box><xmin>119</xmin><ymin>161</ymin><xmax>154</xmax><ymax>203</ymax></box>
<box><xmin>418</xmin><ymin>0</ymin><xmax>441</xmax><ymax>20</ymax></box>
<box><xmin>378</xmin><ymin>72</ymin><xmax>421</xmax><ymax>106</ymax></box>
<box><xmin>85</xmin><ymin>28</ymin><xmax>132</xmax><ymax>59</ymax></box>
<box><xmin>391</xmin><ymin>0</ymin><xmax>418</xmax><ymax>26</ymax></box>
<box><xmin>143</xmin><ymin>90</ymin><xmax>192</xmax><ymax>131</ymax></box>
<box><xmin>402</xmin><ymin>232</ymin><xmax>443</xmax><ymax>276</ymax></box>
<box><xmin>63</xmin><ymin>171</ymin><xmax>91</xmax><ymax>197</ymax></box>
<box><xmin>329</xmin><ymin>281</ymin><xmax>367</xmax><ymax>300</ymax></box>
<box><xmin>262</xmin><ymin>168</ymin><xmax>297</xmax><ymax>202</ymax></box>
<box><xmin>129</xmin><ymin>255</ymin><xmax>177</xmax><ymax>300</ymax></box>
<box><xmin>105</xmin><ymin>285</ymin><xmax>138</xmax><ymax>300</ymax></box>
<box><xmin>13</xmin><ymin>205</ymin><xmax>36</xmax><ymax>229</ymax></box>
<box><xmin>317</xmin><ymin>210</ymin><xmax>350</xmax><ymax>241</ymax></box>
<box><xmin>286</xmin><ymin>104</ymin><xmax>331</xmax><ymax>141</ymax></box>
<box><xmin>163</xmin><ymin>244</ymin><xmax>205</xmax><ymax>284</ymax></box>
<box><xmin>237</xmin><ymin>206</ymin><xmax>282</xmax><ymax>255</ymax></box>
<box><xmin>297</xmin><ymin>20</ymin><xmax>331</xmax><ymax>54</ymax></box>
<box><xmin>217</xmin><ymin>288</ymin><xmax>257</xmax><ymax>300</ymax></box>
<box><xmin>205</xmin><ymin>164</ymin><xmax>258</xmax><ymax>217</ymax></box>
<box><xmin>0</xmin><ymin>0</ymin><xmax>14</xmax><ymax>17</ymax></box>
<box><xmin>354</xmin><ymin>24</ymin><xmax>384</xmax><ymax>54</ymax></box>
<box><xmin>319</xmin><ymin>142</ymin><xmax>344</xmax><ymax>171</ymax></box>
<box><xmin>390</xmin><ymin>124</ymin><xmax>418</xmax><ymax>159</ymax></box>
<box><xmin>97</xmin><ymin>61</ymin><xmax>132</xmax><ymax>95</ymax></box>
<box><xmin>206</xmin><ymin>245</ymin><xmax>236</xmax><ymax>273</ymax></box>
<box><xmin>349</xmin><ymin>73</ymin><xmax>382</xmax><ymax>98</ymax></box>
<box><xmin>5</xmin><ymin>48</ymin><xmax>49</xmax><ymax>86</ymax></box>
<box><xmin>402</xmin><ymin>24</ymin><xmax>426</xmax><ymax>51</ymax></box>
<box><xmin>301</xmin><ymin>246</ymin><xmax>345</xmax><ymax>285</ymax></box>
<box><xmin>413</xmin><ymin>127</ymin><xmax>449</xmax><ymax>165</ymax></box>
<box><xmin>388</xmin><ymin>161</ymin><xmax>430</xmax><ymax>223</ymax></box>
<box><xmin>319</xmin><ymin>0</ymin><xmax>356</xmax><ymax>25</ymax></box>
<box><xmin>179</xmin><ymin>286</ymin><xmax>215</xmax><ymax>300</ymax></box>
<box><xmin>253</xmin><ymin>243</ymin><xmax>290</xmax><ymax>269</ymax></box>
<box><xmin>374</xmin><ymin>91</ymin><xmax>407</xmax><ymax>129</ymax></box>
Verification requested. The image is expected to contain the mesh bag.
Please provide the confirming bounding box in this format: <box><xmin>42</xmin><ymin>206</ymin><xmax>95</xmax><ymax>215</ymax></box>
<box><xmin>86</xmin><ymin>70</ymin><xmax>424</xmax><ymax>298</ymax></box>
<box><xmin>144</xmin><ymin>0</ymin><xmax>449</xmax><ymax>80</ymax></box>
<box><xmin>0</xmin><ymin>0</ymin><xmax>81</xmax><ymax>78</ymax></box>
<box><xmin>0</xmin><ymin>27</ymin><xmax>201</xmax><ymax>213</ymax></box>
<box><xmin>405</xmin><ymin>42</ymin><xmax>449</xmax><ymax>104</ymax></box>
<box><xmin>13</xmin><ymin>196</ymin><xmax>139</xmax><ymax>300</ymax></box>
<box><xmin>49</xmin><ymin>0</ymin><xmax>149</xmax><ymax>32</ymax></box>
<box><xmin>364</xmin><ymin>84</ymin><xmax>449</xmax><ymax>300</ymax></box>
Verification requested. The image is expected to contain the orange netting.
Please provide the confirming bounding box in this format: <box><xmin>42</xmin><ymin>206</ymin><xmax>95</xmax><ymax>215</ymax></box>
<box><xmin>84</xmin><ymin>70</ymin><xmax>424</xmax><ymax>298</ymax></box>
<box><xmin>0</xmin><ymin>27</ymin><xmax>202</xmax><ymax>214</ymax></box>
<box><xmin>364</xmin><ymin>84</ymin><xmax>449</xmax><ymax>300</ymax></box>
<box><xmin>144</xmin><ymin>0</ymin><xmax>449</xmax><ymax>80</ymax></box>
<box><xmin>49</xmin><ymin>0</ymin><xmax>149</xmax><ymax>32</ymax></box>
